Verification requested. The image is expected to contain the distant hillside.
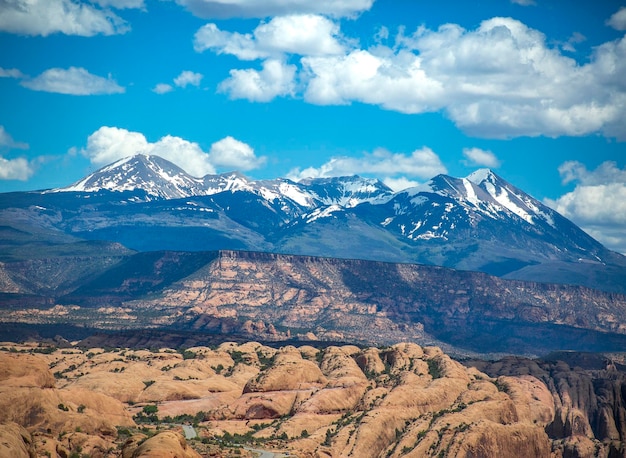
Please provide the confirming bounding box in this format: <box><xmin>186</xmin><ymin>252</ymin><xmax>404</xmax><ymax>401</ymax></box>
<box><xmin>3</xmin><ymin>250</ymin><xmax>626</xmax><ymax>356</ymax></box>
<box><xmin>1</xmin><ymin>154</ymin><xmax>624</xmax><ymax>293</ymax></box>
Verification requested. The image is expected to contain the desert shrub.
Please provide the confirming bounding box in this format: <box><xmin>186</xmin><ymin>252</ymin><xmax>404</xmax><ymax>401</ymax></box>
<box><xmin>427</xmin><ymin>359</ymin><xmax>443</xmax><ymax>379</ymax></box>
<box><xmin>181</xmin><ymin>350</ymin><xmax>196</xmax><ymax>360</ymax></box>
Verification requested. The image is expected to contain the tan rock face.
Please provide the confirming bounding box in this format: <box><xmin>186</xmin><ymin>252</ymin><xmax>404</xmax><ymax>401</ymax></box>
<box><xmin>0</xmin><ymin>422</ymin><xmax>36</xmax><ymax>458</ymax></box>
<box><xmin>122</xmin><ymin>431</ymin><xmax>201</xmax><ymax>458</ymax></box>
<box><xmin>0</xmin><ymin>353</ymin><xmax>55</xmax><ymax>388</ymax></box>
<box><xmin>3</xmin><ymin>343</ymin><xmax>626</xmax><ymax>457</ymax></box>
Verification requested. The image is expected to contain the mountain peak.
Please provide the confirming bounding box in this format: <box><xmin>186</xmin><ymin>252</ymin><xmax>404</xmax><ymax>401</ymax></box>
<box><xmin>59</xmin><ymin>154</ymin><xmax>205</xmax><ymax>199</ymax></box>
<box><xmin>466</xmin><ymin>168</ymin><xmax>497</xmax><ymax>185</ymax></box>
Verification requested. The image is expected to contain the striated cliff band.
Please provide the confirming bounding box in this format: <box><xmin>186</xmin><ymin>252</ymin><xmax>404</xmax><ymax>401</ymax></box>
<box><xmin>3</xmin><ymin>250</ymin><xmax>626</xmax><ymax>356</ymax></box>
<box><xmin>2</xmin><ymin>342</ymin><xmax>626</xmax><ymax>457</ymax></box>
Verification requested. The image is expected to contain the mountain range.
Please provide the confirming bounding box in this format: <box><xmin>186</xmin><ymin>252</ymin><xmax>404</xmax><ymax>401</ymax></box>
<box><xmin>2</xmin><ymin>154</ymin><xmax>626</xmax><ymax>355</ymax></box>
<box><xmin>1</xmin><ymin>153</ymin><xmax>624</xmax><ymax>293</ymax></box>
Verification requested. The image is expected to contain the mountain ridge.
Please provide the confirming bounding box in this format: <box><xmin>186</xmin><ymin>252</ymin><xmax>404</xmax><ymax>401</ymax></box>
<box><xmin>3</xmin><ymin>154</ymin><xmax>625</xmax><ymax>294</ymax></box>
<box><xmin>3</xmin><ymin>249</ymin><xmax>626</xmax><ymax>357</ymax></box>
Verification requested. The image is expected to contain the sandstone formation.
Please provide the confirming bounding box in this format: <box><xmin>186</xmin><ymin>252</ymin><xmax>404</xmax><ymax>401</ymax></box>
<box><xmin>2</xmin><ymin>342</ymin><xmax>626</xmax><ymax>457</ymax></box>
<box><xmin>122</xmin><ymin>431</ymin><xmax>201</xmax><ymax>458</ymax></box>
<box><xmin>0</xmin><ymin>422</ymin><xmax>36</xmax><ymax>458</ymax></box>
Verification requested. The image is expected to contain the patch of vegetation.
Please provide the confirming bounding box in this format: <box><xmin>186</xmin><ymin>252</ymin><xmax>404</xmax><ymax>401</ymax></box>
<box><xmin>494</xmin><ymin>379</ymin><xmax>509</xmax><ymax>393</ymax></box>
<box><xmin>162</xmin><ymin>411</ymin><xmax>206</xmax><ymax>425</ymax></box>
<box><xmin>58</xmin><ymin>403</ymin><xmax>69</xmax><ymax>412</ymax></box>
<box><xmin>181</xmin><ymin>349</ymin><xmax>196</xmax><ymax>360</ymax></box>
<box><xmin>143</xmin><ymin>380</ymin><xmax>155</xmax><ymax>389</ymax></box>
<box><xmin>229</xmin><ymin>350</ymin><xmax>245</xmax><ymax>364</ymax></box>
<box><xmin>256</xmin><ymin>351</ymin><xmax>275</xmax><ymax>370</ymax></box>
<box><xmin>134</xmin><ymin>404</ymin><xmax>159</xmax><ymax>423</ymax></box>
<box><xmin>32</xmin><ymin>346</ymin><xmax>56</xmax><ymax>354</ymax></box>
<box><xmin>427</xmin><ymin>359</ymin><xmax>443</xmax><ymax>379</ymax></box>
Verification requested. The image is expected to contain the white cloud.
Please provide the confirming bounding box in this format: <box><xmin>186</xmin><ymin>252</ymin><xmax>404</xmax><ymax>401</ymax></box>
<box><xmin>303</xmin><ymin>17</ymin><xmax>626</xmax><ymax>139</ymax></box>
<box><xmin>92</xmin><ymin>0</ymin><xmax>145</xmax><ymax>9</ymax></box>
<box><xmin>78</xmin><ymin>127</ymin><xmax>265</xmax><ymax>176</ymax></box>
<box><xmin>175</xmin><ymin>0</ymin><xmax>374</xmax><ymax>19</ymax></box>
<box><xmin>0</xmin><ymin>0</ymin><xmax>129</xmax><ymax>36</ymax></box>
<box><xmin>302</xmin><ymin>49</ymin><xmax>443</xmax><ymax>111</ymax></box>
<box><xmin>202</xmin><ymin>13</ymin><xmax>626</xmax><ymax>139</ymax></box>
<box><xmin>81</xmin><ymin>127</ymin><xmax>149</xmax><ymax>165</ymax></box>
<box><xmin>152</xmin><ymin>83</ymin><xmax>173</xmax><ymax>94</ymax></box>
<box><xmin>174</xmin><ymin>70</ymin><xmax>203</xmax><ymax>88</ymax></box>
<box><xmin>607</xmin><ymin>7</ymin><xmax>626</xmax><ymax>31</ymax></box>
<box><xmin>219</xmin><ymin>59</ymin><xmax>296</xmax><ymax>102</ymax></box>
<box><xmin>208</xmin><ymin>136</ymin><xmax>266</xmax><ymax>171</ymax></box>
<box><xmin>510</xmin><ymin>0</ymin><xmax>536</xmax><ymax>6</ymax></box>
<box><xmin>0</xmin><ymin>67</ymin><xmax>24</xmax><ymax>79</ymax></box>
<box><xmin>21</xmin><ymin>67</ymin><xmax>124</xmax><ymax>95</ymax></box>
<box><xmin>462</xmin><ymin>147</ymin><xmax>501</xmax><ymax>168</ymax></box>
<box><xmin>0</xmin><ymin>156</ymin><xmax>33</xmax><ymax>181</ymax></box>
<box><xmin>194</xmin><ymin>15</ymin><xmax>346</xmax><ymax>59</ymax></box>
<box><xmin>0</xmin><ymin>126</ymin><xmax>29</xmax><ymax>150</ymax></box>
<box><xmin>382</xmin><ymin>177</ymin><xmax>421</xmax><ymax>192</ymax></box>
<box><xmin>287</xmin><ymin>147</ymin><xmax>447</xmax><ymax>185</ymax></box>
<box><xmin>546</xmin><ymin>161</ymin><xmax>626</xmax><ymax>254</ymax></box>
<box><xmin>0</xmin><ymin>126</ymin><xmax>32</xmax><ymax>181</ymax></box>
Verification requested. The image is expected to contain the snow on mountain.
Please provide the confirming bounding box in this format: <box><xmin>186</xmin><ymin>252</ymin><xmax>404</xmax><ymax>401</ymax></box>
<box><xmin>59</xmin><ymin>154</ymin><xmax>206</xmax><ymax>200</ymax></box>
<box><xmin>18</xmin><ymin>154</ymin><xmax>625</xmax><ymax>287</ymax></box>
<box><xmin>298</xmin><ymin>175</ymin><xmax>393</xmax><ymax>207</ymax></box>
<box><xmin>56</xmin><ymin>154</ymin><xmax>393</xmax><ymax>214</ymax></box>
<box><xmin>466</xmin><ymin>168</ymin><xmax>557</xmax><ymax>228</ymax></box>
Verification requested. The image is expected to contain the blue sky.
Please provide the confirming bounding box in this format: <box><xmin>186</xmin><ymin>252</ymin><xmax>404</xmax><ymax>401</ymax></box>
<box><xmin>0</xmin><ymin>0</ymin><xmax>625</xmax><ymax>253</ymax></box>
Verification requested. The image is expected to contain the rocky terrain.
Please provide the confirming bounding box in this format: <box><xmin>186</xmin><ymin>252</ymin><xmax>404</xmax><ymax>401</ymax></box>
<box><xmin>2</xmin><ymin>341</ymin><xmax>626</xmax><ymax>457</ymax></box>
<box><xmin>3</xmin><ymin>250</ymin><xmax>626</xmax><ymax>356</ymax></box>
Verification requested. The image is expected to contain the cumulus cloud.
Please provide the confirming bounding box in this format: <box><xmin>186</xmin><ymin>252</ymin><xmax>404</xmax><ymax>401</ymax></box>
<box><xmin>152</xmin><ymin>83</ymin><xmax>173</xmax><ymax>94</ymax></box>
<box><xmin>0</xmin><ymin>67</ymin><xmax>24</xmax><ymax>79</ymax></box>
<box><xmin>382</xmin><ymin>177</ymin><xmax>421</xmax><ymax>192</ymax></box>
<box><xmin>153</xmin><ymin>71</ymin><xmax>203</xmax><ymax>94</ymax></box>
<box><xmin>510</xmin><ymin>0</ymin><xmax>536</xmax><ymax>6</ymax></box>
<box><xmin>194</xmin><ymin>15</ymin><xmax>346</xmax><ymax>59</ymax></box>
<box><xmin>545</xmin><ymin>161</ymin><xmax>626</xmax><ymax>254</ymax></box>
<box><xmin>607</xmin><ymin>7</ymin><xmax>626</xmax><ymax>31</ymax></box>
<box><xmin>303</xmin><ymin>17</ymin><xmax>626</xmax><ymax>138</ymax></box>
<box><xmin>0</xmin><ymin>0</ymin><xmax>129</xmax><ymax>36</ymax></box>
<box><xmin>175</xmin><ymin>0</ymin><xmax>374</xmax><ymax>19</ymax></box>
<box><xmin>0</xmin><ymin>126</ymin><xmax>32</xmax><ymax>181</ymax></box>
<box><xmin>219</xmin><ymin>59</ymin><xmax>296</xmax><ymax>101</ymax></box>
<box><xmin>287</xmin><ymin>147</ymin><xmax>447</xmax><ymax>190</ymax></box>
<box><xmin>462</xmin><ymin>147</ymin><xmax>501</xmax><ymax>168</ymax></box>
<box><xmin>174</xmin><ymin>70</ymin><xmax>203</xmax><ymax>88</ymax></box>
<box><xmin>77</xmin><ymin>126</ymin><xmax>264</xmax><ymax>176</ymax></box>
<box><xmin>92</xmin><ymin>0</ymin><xmax>145</xmax><ymax>9</ymax></box>
<box><xmin>208</xmin><ymin>136</ymin><xmax>267</xmax><ymax>170</ymax></box>
<box><xmin>21</xmin><ymin>67</ymin><xmax>124</xmax><ymax>95</ymax></box>
<box><xmin>0</xmin><ymin>156</ymin><xmax>33</xmax><ymax>180</ymax></box>
<box><xmin>201</xmin><ymin>11</ymin><xmax>626</xmax><ymax>139</ymax></box>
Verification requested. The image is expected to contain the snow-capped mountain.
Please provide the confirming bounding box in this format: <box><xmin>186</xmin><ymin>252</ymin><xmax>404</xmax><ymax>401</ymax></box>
<box><xmin>344</xmin><ymin>168</ymin><xmax>610</xmax><ymax>272</ymax></box>
<box><xmin>6</xmin><ymin>154</ymin><xmax>625</xmax><ymax>293</ymax></box>
<box><xmin>59</xmin><ymin>154</ymin><xmax>391</xmax><ymax>211</ymax></box>
<box><xmin>60</xmin><ymin>154</ymin><xmax>207</xmax><ymax>200</ymax></box>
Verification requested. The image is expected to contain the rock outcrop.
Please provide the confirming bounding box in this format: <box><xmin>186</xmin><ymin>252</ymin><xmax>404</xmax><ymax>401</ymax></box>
<box><xmin>3</xmin><ymin>342</ymin><xmax>626</xmax><ymax>457</ymax></box>
<box><xmin>122</xmin><ymin>431</ymin><xmax>201</xmax><ymax>458</ymax></box>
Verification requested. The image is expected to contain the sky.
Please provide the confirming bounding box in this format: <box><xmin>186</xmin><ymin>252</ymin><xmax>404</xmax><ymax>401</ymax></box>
<box><xmin>0</xmin><ymin>0</ymin><xmax>625</xmax><ymax>253</ymax></box>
